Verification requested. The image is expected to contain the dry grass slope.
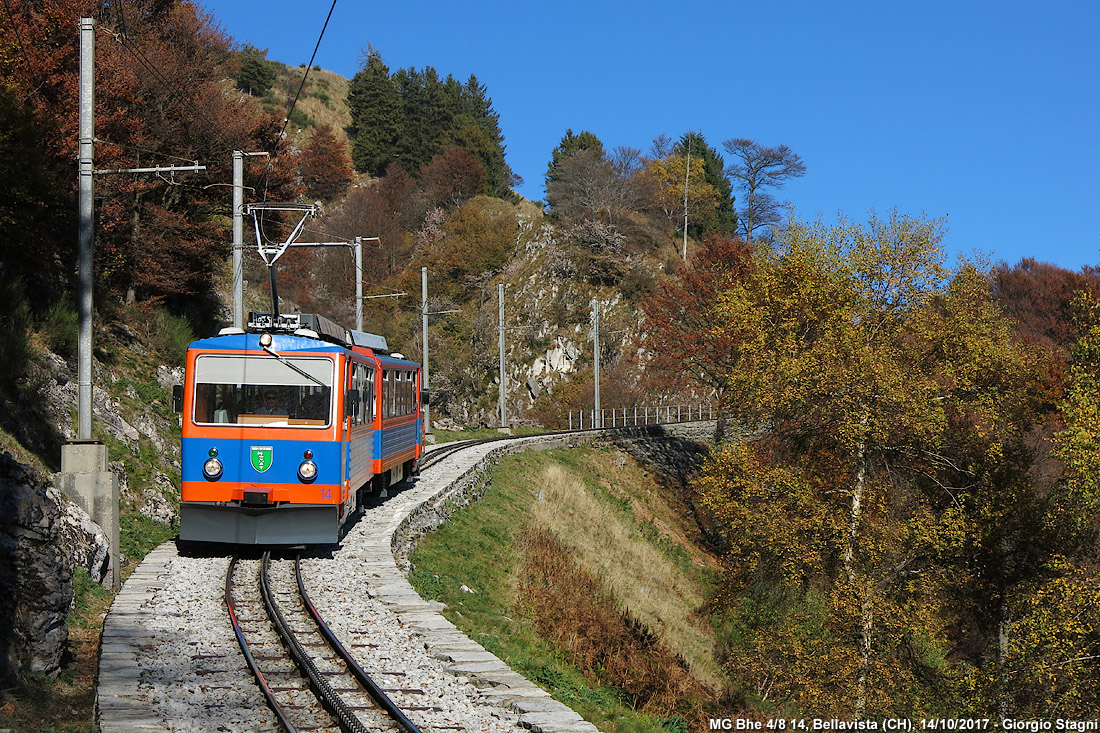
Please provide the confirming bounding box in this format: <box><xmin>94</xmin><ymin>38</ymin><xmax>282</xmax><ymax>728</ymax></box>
<box><xmin>525</xmin><ymin>461</ymin><xmax>725</xmax><ymax>691</ymax></box>
<box><xmin>519</xmin><ymin>524</ymin><xmax>709</xmax><ymax>715</ymax></box>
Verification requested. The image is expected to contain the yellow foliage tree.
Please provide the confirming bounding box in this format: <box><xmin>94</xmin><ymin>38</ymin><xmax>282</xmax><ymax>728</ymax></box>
<box><xmin>700</xmin><ymin>212</ymin><xmax>1047</xmax><ymax>716</ymax></box>
<box><xmin>973</xmin><ymin>291</ymin><xmax>1100</xmax><ymax>715</ymax></box>
<box><xmin>647</xmin><ymin>154</ymin><xmax>722</xmax><ymax>234</ymax></box>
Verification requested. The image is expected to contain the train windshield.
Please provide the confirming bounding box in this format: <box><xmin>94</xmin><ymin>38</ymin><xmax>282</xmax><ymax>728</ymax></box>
<box><xmin>192</xmin><ymin>354</ymin><xmax>334</xmax><ymax>427</ymax></box>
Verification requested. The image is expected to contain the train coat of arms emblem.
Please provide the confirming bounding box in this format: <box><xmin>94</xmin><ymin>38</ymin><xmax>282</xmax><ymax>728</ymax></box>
<box><xmin>250</xmin><ymin>446</ymin><xmax>273</xmax><ymax>473</ymax></box>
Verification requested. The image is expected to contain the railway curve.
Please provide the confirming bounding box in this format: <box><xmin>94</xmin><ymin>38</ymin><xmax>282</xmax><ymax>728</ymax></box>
<box><xmin>97</xmin><ymin>423</ymin><xmax>714</xmax><ymax>733</ymax></box>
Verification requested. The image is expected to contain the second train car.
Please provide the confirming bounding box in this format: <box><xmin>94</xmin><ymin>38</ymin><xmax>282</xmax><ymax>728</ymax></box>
<box><xmin>176</xmin><ymin>312</ymin><xmax>423</xmax><ymax>545</ymax></box>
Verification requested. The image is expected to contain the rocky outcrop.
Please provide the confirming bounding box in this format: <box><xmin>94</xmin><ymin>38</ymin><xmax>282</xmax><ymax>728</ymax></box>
<box><xmin>0</xmin><ymin>452</ymin><xmax>73</xmax><ymax>682</ymax></box>
<box><xmin>56</xmin><ymin>498</ymin><xmax>111</xmax><ymax>584</ymax></box>
<box><xmin>111</xmin><ymin>462</ymin><xmax>179</xmax><ymax>527</ymax></box>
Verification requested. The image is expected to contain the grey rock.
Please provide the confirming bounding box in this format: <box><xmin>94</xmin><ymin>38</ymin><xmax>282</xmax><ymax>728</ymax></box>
<box><xmin>0</xmin><ymin>452</ymin><xmax>73</xmax><ymax>682</ymax></box>
<box><xmin>55</xmin><ymin>493</ymin><xmax>110</xmax><ymax>584</ymax></box>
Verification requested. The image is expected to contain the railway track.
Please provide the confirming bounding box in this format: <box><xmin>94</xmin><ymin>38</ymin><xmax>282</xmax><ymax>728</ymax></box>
<box><xmin>226</xmin><ymin>552</ymin><xmax>426</xmax><ymax>733</ymax></box>
<box><xmin>418</xmin><ymin>436</ymin><xmax>514</xmax><ymax>472</ymax></box>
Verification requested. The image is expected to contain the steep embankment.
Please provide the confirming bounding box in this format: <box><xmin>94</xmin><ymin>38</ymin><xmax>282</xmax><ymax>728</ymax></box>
<box><xmin>409</xmin><ymin>439</ymin><xmax>733</xmax><ymax>732</ymax></box>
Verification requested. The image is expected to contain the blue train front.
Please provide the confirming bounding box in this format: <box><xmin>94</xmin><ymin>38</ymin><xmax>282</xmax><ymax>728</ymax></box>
<box><xmin>177</xmin><ymin>313</ymin><xmax>423</xmax><ymax>545</ymax></box>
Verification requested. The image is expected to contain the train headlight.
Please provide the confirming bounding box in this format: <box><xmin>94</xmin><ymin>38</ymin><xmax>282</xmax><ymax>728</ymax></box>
<box><xmin>202</xmin><ymin>457</ymin><xmax>223</xmax><ymax>480</ymax></box>
<box><xmin>298</xmin><ymin>458</ymin><xmax>318</xmax><ymax>483</ymax></box>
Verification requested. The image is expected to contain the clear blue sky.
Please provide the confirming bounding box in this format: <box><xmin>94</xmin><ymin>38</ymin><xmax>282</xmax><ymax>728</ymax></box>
<box><xmin>201</xmin><ymin>0</ymin><xmax>1099</xmax><ymax>271</ymax></box>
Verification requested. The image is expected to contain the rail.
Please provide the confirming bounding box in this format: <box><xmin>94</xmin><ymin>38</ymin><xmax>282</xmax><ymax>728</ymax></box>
<box><xmin>226</xmin><ymin>551</ymin><xmax>422</xmax><ymax>733</ymax></box>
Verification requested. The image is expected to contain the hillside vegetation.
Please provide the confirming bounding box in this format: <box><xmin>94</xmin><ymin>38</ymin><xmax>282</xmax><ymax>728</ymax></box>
<box><xmin>409</xmin><ymin>446</ymin><xmax>730</xmax><ymax>731</ymax></box>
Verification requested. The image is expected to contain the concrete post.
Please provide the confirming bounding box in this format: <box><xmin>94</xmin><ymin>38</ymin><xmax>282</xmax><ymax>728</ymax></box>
<box><xmin>60</xmin><ymin>441</ymin><xmax>119</xmax><ymax>591</ymax></box>
<box><xmin>592</xmin><ymin>300</ymin><xmax>600</xmax><ymax>428</ymax></box>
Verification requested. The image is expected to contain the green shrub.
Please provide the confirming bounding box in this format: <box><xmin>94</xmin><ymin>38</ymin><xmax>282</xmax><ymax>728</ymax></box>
<box><xmin>0</xmin><ymin>279</ymin><xmax>32</xmax><ymax>390</ymax></box>
<box><xmin>40</xmin><ymin>299</ymin><xmax>78</xmax><ymax>361</ymax></box>
<box><xmin>68</xmin><ymin>567</ymin><xmax>111</xmax><ymax>628</ymax></box>
<box><xmin>120</xmin><ymin>512</ymin><xmax>175</xmax><ymax>563</ymax></box>
<box><xmin>150</xmin><ymin>309</ymin><xmax>194</xmax><ymax>366</ymax></box>
<box><xmin>287</xmin><ymin>108</ymin><xmax>312</xmax><ymax>128</ymax></box>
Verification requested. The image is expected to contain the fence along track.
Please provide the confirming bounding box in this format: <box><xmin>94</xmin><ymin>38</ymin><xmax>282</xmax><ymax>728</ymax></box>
<box><xmin>226</xmin><ymin>552</ymin><xmax>422</xmax><ymax>733</ymax></box>
<box><xmin>418</xmin><ymin>421</ymin><xmax>716</xmax><ymax>473</ymax></box>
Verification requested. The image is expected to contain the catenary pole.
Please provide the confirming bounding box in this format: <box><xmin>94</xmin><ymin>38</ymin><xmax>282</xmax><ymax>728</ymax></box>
<box><xmin>355</xmin><ymin>237</ymin><xmax>363</xmax><ymax>330</ymax></box>
<box><xmin>232</xmin><ymin>151</ymin><xmax>268</xmax><ymax>329</ymax></box>
<box><xmin>499</xmin><ymin>283</ymin><xmax>507</xmax><ymax>428</ymax></box>
<box><xmin>77</xmin><ymin>17</ymin><xmax>95</xmax><ymax>439</ymax></box>
<box><xmin>683</xmin><ymin>138</ymin><xmax>690</xmax><ymax>263</ymax></box>
<box><xmin>421</xmin><ymin>267</ymin><xmax>430</xmax><ymax>435</ymax></box>
<box><xmin>592</xmin><ymin>299</ymin><xmax>601</xmax><ymax>428</ymax></box>
<box><xmin>232</xmin><ymin>151</ymin><xmax>243</xmax><ymax>329</ymax></box>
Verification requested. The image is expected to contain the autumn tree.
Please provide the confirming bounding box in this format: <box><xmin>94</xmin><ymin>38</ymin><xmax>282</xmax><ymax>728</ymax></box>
<box><xmin>647</xmin><ymin>150</ymin><xmax>722</xmax><ymax>234</ymax></box>
<box><xmin>409</xmin><ymin>197</ymin><xmax>517</xmax><ymax>302</ymax></box>
<box><xmin>420</xmin><ymin>146</ymin><xmax>484</xmax><ymax>209</ymax></box>
<box><xmin>299</xmin><ymin>124</ymin><xmax>352</xmax><ymax>202</ymax></box>
<box><xmin>545</xmin><ymin>147</ymin><xmax>615</xmax><ymax>223</ymax></box>
<box><xmin>722</xmin><ymin>138</ymin><xmax>805</xmax><ymax>244</ymax></box>
<box><xmin>2</xmin><ymin>0</ymin><xmax>299</xmax><ymax>313</ymax></box>
<box><xmin>700</xmin><ymin>212</ymin><xmax>1047</xmax><ymax>715</ymax></box>
<box><xmin>993</xmin><ymin>257</ymin><xmax>1100</xmax><ymax>355</ymax></box>
<box><xmin>320</xmin><ymin>163</ymin><xmax>415</xmax><ymax>301</ymax></box>
<box><xmin>976</xmin><ymin>291</ymin><xmax>1100</xmax><ymax>715</ymax></box>
<box><xmin>639</xmin><ymin>233</ymin><xmax>753</xmax><ymax>440</ymax></box>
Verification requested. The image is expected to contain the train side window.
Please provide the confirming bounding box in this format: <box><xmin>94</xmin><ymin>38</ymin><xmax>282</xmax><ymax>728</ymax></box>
<box><xmin>348</xmin><ymin>363</ymin><xmax>358</xmax><ymax>424</ymax></box>
<box><xmin>363</xmin><ymin>369</ymin><xmax>373</xmax><ymax>422</ymax></box>
<box><xmin>360</xmin><ymin>365</ymin><xmax>368</xmax><ymax>425</ymax></box>
<box><xmin>349</xmin><ymin>361</ymin><xmax>372</xmax><ymax>426</ymax></box>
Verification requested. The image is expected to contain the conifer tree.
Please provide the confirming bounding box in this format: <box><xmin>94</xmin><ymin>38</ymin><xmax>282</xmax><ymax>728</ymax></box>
<box><xmin>392</xmin><ymin>66</ymin><xmax>451</xmax><ymax>175</ymax></box>
<box><xmin>347</xmin><ymin>48</ymin><xmax>402</xmax><ymax>177</ymax></box>
<box><xmin>545</xmin><ymin>129</ymin><xmax>605</xmax><ymax>191</ymax></box>
<box><xmin>235</xmin><ymin>45</ymin><xmax>277</xmax><ymax>96</ymax></box>
<box><xmin>346</xmin><ymin>54</ymin><xmax>514</xmax><ymax>196</ymax></box>
<box><xmin>458</xmin><ymin>75</ymin><xmax>515</xmax><ymax>195</ymax></box>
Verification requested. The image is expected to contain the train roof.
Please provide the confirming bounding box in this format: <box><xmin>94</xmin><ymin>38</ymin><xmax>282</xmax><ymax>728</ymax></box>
<box><xmin>374</xmin><ymin>352</ymin><xmax>419</xmax><ymax>368</ymax></box>
<box><xmin>189</xmin><ymin>331</ymin><xmax>345</xmax><ymax>354</ymax></box>
<box><xmin>188</xmin><ymin>312</ymin><xmax>419</xmax><ymax>368</ymax></box>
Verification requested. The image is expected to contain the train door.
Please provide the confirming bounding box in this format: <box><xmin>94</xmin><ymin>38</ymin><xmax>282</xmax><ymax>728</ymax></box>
<box><xmin>343</xmin><ymin>357</ymin><xmax>352</xmax><ymax>498</ymax></box>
